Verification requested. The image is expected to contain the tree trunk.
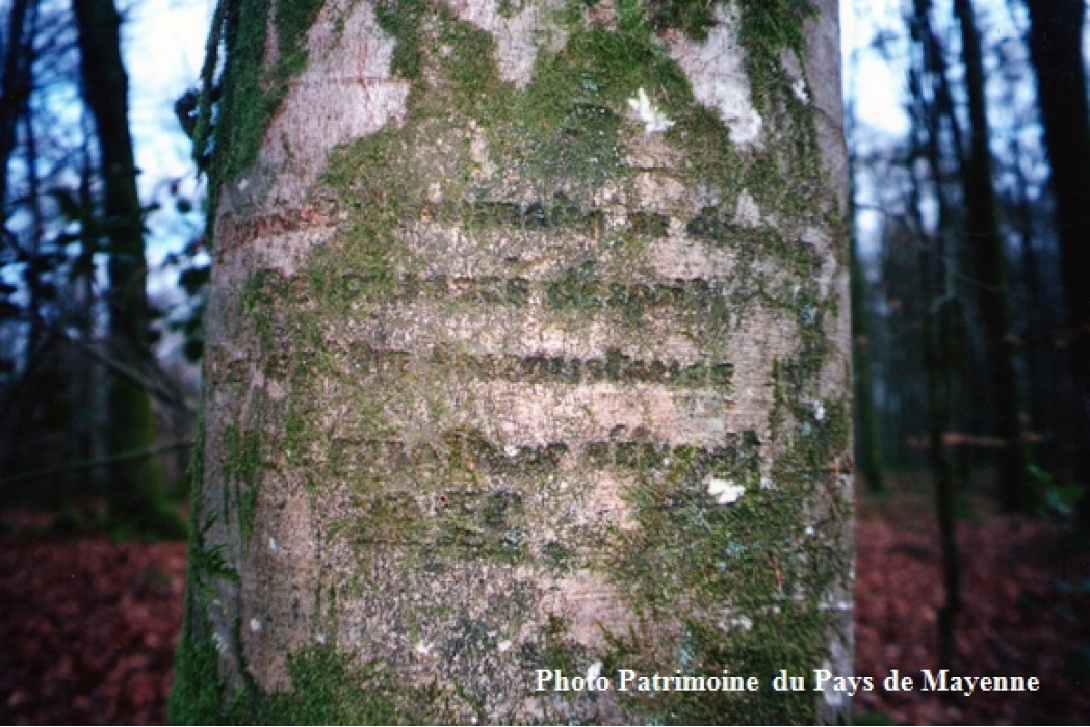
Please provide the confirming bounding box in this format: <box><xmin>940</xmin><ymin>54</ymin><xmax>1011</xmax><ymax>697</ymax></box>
<box><xmin>172</xmin><ymin>0</ymin><xmax>852</xmax><ymax>723</ymax></box>
<box><xmin>907</xmin><ymin>0</ymin><xmax>964</xmax><ymax>668</ymax></box>
<box><xmin>953</xmin><ymin>0</ymin><xmax>1034</xmax><ymax>513</ymax></box>
<box><xmin>72</xmin><ymin>0</ymin><xmax>180</xmax><ymax>534</ymax></box>
<box><xmin>0</xmin><ymin>0</ymin><xmax>33</xmax><ymax>212</ymax></box>
<box><xmin>850</xmin><ymin>233</ymin><xmax>885</xmax><ymax>492</ymax></box>
<box><xmin>1025</xmin><ymin>0</ymin><xmax>1090</xmax><ymax>530</ymax></box>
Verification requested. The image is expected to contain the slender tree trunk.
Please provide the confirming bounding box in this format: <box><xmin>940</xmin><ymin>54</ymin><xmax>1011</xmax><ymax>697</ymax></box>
<box><xmin>1025</xmin><ymin>0</ymin><xmax>1090</xmax><ymax>529</ymax></box>
<box><xmin>0</xmin><ymin>0</ymin><xmax>33</xmax><ymax>211</ymax></box>
<box><xmin>953</xmin><ymin>0</ymin><xmax>1034</xmax><ymax>513</ymax></box>
<box><xmin>908</xmin><ymin>0</ymin><xmax>961</xmax><ymax>671</ymax></box>
<box><xmin>851</xmin><ymin>233</ymin><xmax>885</xmax><ymax>492</ymax></box>
<box><xmin>22</xmin><ymin>100</ymin><xmax>42</xmax><ymax>381</ymax></box>
<box><xmin>923</xmin><ymin>261</ymin><xmax>959</xmax><ymax>673</ymax></box>
<box><xmin>72</xmin><ymin>0</ymin><xmax>179</xmax><ymax>533</ymax></box>
<box><xmin>172</xmin><ymin>1</ymin><xmax>853</xmax><ymax>723</ymax></box>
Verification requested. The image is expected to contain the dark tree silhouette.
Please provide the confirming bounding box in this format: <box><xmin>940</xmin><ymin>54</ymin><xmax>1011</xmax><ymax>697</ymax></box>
<box><xmin>1025</xmin><ymin>0</ymin><xmax>1090</xmax><ymax>529</ymax></box>
<box><xmin>953</xmin><ymin>0</ymin><xmax>1034</xmax><ymax>514</ymax></box>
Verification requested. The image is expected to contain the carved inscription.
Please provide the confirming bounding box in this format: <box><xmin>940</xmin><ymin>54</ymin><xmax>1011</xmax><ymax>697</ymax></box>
<box><xmin>333</xmin><ymin>433</ymin><xmax>758</xmax><ymax>475</ymax></box>
<box><xmin>345</xmin><ymin>342</ymin><xmax>732</xmax><ymax>391</ymax></box>
<box><xmin>325</xmin><ymin>271</ymin><xmax>738</xmax><ymax>315</ymax></box>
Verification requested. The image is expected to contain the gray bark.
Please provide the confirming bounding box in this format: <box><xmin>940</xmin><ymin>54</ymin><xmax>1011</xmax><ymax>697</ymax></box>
<box><xmin>172</xmin><ymin>1</ymin><xmax>852</xmax><ymax>723</ymax></box>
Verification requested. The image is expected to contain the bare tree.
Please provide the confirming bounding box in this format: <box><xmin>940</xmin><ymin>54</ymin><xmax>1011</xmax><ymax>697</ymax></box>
<box><xmin>72</xmin><ymin>0</ymin><xmax>182</xmax><ymax>534</ymax></box>
<box><xmin>1025</xmin><ymin>0</ymin><xmax>1090</xmax><ymax>529</ymax></box>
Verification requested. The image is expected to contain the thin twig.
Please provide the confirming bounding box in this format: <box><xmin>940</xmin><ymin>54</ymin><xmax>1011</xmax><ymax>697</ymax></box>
<box><xmin>0</xmin><ymin>438</ymin><xmax>193</xmax><ymax>488</ymax></box>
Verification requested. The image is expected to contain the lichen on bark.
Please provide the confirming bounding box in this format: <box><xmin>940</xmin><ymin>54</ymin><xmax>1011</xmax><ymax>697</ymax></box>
<box><xmin>172</xmin><ymin>0</ymin><xmax>851</xmax><ymax>724</ymax></box>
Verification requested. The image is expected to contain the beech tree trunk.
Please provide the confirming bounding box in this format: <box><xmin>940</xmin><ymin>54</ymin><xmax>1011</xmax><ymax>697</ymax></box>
<box><xmin>171</xmin><ymin>0</ymin><xmax>852</xmax><ymax>723</ymax></box>
<box><xmin>850</xmin><ymin>233</ymin><xmax>884</xmax><ymax>492</ymax></box>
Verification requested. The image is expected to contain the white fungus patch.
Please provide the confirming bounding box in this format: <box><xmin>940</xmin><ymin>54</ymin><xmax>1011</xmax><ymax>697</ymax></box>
<box><xmin>718</xmin><ymin>608</ymin><xmax>754</xmax><ymax>632</ymax></box>
<box><xmin>813</xmin><ymin>401</ymin><xmax>826</xmax><ymax>421</ymax></box>
<box><xmin>268</xmin><ymin>537</ymin><xmax>279</xmax><ymax>553</ymax></box>
<box><xmin>627</xmin><ymin>87</ymin><xmax>674</xmax><ymax>133</ymax></box>
<box><xmin>497</xmin><ymin>639</ymin><xmax>513</xmax><ymax>653</ymax></box>
<box><xmin>792</xmin><ymin>77</ymin><xmax>809</xmax><ymax>103</ymax></box>
<box><xmin>666</xmin><ymin>4</ymin><xmax>763</xmax><ymax>149</ymax></box>
<box><xmin>706</xmin><ymin>476</ymin><xmax>745</xmax><ymax>505</ymax></box>
<box><xmin>415</xmin><ymin>640</ymin><xmax>434</xmax><ymax>655</ymax></box>
<box><xmin>587</xmin><ymin>662</ymin><xmax>603</xmax><ymax>681</ymax></box>
<box><xmin>250</xmin><ymin>618</ymin><xmax>262</xmax><ymax>632</ymax></box>
<box><xmin>781</xmin><ymin>47</ymin><xmax>810</xmax><ymax>104</ymax></box>
<box><xmin>732</xmin><ymin>190</ymin><xmax>762</xmax><ymax>227</ymax></box>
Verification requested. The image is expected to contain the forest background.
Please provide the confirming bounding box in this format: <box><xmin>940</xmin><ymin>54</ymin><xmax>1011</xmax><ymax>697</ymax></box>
<box><xmin>0</xmin><ymin>0</ymin><xmax>1088</xmax><ymax>723</ymax></box>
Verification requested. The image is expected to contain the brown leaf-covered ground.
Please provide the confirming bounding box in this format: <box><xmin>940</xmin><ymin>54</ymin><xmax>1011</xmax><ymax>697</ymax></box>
<box><xmin>0</xmin><ymin>528</ymin><xmax>186</xmax><ymax>726</ymax></box>
<box><xmin>1</xmin><ymin>491</ymin><xmax>1088</xmax><ymax>725</ymax></box>
<box><xmin>855</xmin><ymin>515</ymin><xmax>1090</xmax><ymax>724</ymax></box>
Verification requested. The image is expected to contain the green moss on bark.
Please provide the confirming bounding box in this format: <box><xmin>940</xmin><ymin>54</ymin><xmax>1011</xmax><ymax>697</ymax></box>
<box><xmin>230</xmin><ymin>646</ymin><xmax>400</xmax><ymax>724</ymax></box>
<box><xmin>175</xmin><ymin>0</ymin><xmax>849</xmax><ymax>722</ymax></box>
<box><xmin>208</xmin><ymin>0</ymin><xmax>327</xmax><ymax>200</ymax></box>
<box><xmin>223</xmin><ymin>424</ymin><xmax>262</xmax><ymax>547</ymax></box>
<box><xmin>375</xmin><ymin>0</ymin><xmax>427</xmax><ymax>80</ymax></box>
<box><xmin>168</xmin><ymin>614</ymin><xmax>226</xmax><ymax>724</ymax></box>
<box><xmin>171</xmin><ymin>638</ymin><xmax>431</xmax><ymax>725</ymax></box>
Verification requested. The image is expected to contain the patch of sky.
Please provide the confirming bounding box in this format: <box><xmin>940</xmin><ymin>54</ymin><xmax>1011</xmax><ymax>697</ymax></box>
<box><xmin>122</xmin><ymin>0</ymin><xmax>214</xmax><ymax>267</ymax></box>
